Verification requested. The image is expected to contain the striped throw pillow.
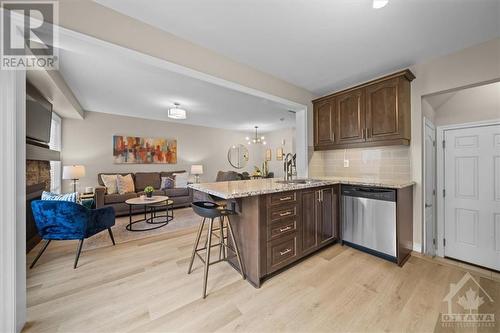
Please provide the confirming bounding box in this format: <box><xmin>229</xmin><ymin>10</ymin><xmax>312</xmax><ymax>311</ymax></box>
<box><xmin>41</xmin><ymin>191</ymin><xmax>80</xmax><ymax>203</ymax></box>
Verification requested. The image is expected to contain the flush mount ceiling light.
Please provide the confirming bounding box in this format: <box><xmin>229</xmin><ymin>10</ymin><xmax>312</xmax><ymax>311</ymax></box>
<box><xmin>373</xmin><ymin>0</ymin><xmax>389</xmax><ymax>9</ymax></box>
<box><xmin>246</xmin><ymin>126</ymin><xmax>266</xmax><ymax>145</ymax></box>
<box><xmin>168</xmin><ymin>103</ymin><xmax>187</xmax><ymax>120</ymax></box>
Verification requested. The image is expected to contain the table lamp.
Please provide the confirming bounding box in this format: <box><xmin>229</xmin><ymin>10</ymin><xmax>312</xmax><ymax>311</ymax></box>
<box><xmin>63</xmin><ymin>165</ymin><xmax>86</xmax><ymax>193</ymax></box>
<box><xmin>190</xmin><ymin>164</ymin><xmax>203</xmax><ymax>183</ymax></box>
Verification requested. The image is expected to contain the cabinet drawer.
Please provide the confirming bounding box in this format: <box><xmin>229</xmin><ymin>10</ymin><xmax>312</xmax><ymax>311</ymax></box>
<box><xmin>267</xmin><ymin>218</ymin><xmax>296</xmax><ymax>241</ymax></box>
<box><xmin>267</xmin><ymin>234</ymin><xmax>298</xmax><ymax>273</ymax></box>
<box><xmin>270</xmin><ymin>205</ymin><xmax>296</xmax><ymax>221</ymax></box>
<box><xmin>270</xmin><ymin>191</ymin><xmax>296</xmax><ymax>205</ymax></box>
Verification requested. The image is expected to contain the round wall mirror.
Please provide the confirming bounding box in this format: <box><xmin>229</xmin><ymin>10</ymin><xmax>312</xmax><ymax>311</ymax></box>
<box><xmin>227</xmin><ymin>144</ymin><xmax>249</xmax><ymax>169</ymax></box>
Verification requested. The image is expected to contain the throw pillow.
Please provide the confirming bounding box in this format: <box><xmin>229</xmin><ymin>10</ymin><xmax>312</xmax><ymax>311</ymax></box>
<box><xmin>101</xmin><ymin>174</ymin><xmax>118</xmax><ymax>194</ymax></box>
<box><xmin>160</xmin><ymin>176</ymin><xmax>175</xmax><ymax>190</ymax></box>
<box><xmin>117</xmin><ymin>174</ymin><xmax>135</xmax><ymax>194</ymax></box>
<box><xmin>41</xmin><ymin>191</ymin><xmax>80</xmax><ymax>203</ymax></box>
<box><xmin>173</xmin><ymin>172</ymin><xmax>188</xmax><ymax>188</ymax></box>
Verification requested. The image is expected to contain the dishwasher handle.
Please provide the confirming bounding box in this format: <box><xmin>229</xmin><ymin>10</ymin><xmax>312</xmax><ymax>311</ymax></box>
<box><xmin>341</xmin><ymin>185</ymin><xmax>396</xmax><ymax>202</ymax></box>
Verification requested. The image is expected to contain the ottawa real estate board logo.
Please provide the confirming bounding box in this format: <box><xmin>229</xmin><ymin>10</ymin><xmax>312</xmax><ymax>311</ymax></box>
<box><xmin>1</xmin><ymin>1</ymin><xmax>58</xmax><ymax>70</ymax></box>
<box><xmin>441</xmin><ymin>272</ymin><xmax>495</xmax><ymax>328</ymax></box>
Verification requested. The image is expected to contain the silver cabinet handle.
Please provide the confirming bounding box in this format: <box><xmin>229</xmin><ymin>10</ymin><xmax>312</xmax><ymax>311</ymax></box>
<box><xmin>279</xmin><ymin>211</ymin><xmax>292</xmax><ymax>217</ymax></box>
<box><xmin>279</xmin><ymin>226</ymin><xmax>292</xmax><ymax>232</ymax></box>
<box><xmin>280</xmin><ymin>196</ymin><xmax>292</xmax><ymax>201</ymax></box>
<box><xmin>280</xmin><ymin>248</ymin><xmax>292</xmax><ymax>256</ymax></box>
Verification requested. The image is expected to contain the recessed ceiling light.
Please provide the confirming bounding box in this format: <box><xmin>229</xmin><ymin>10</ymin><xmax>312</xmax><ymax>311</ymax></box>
<box><xmin>373</xmin><ymin>0</ymin><xmax>389</xmax><ymax>9</ymax></box>
<box><xmin>168</xmin><ymin>103</ymin><xmax>187</xmax><ymax>120</ymax></box>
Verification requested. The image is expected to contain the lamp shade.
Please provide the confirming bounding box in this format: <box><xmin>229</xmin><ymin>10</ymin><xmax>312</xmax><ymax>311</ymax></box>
<box><xmin>190</xmin><ymin>164</ymin><xmax>203</xmax><ymax>175</ymax></box>
<box><xmin>63</xmin><ymin>165</ymin><xmax>86</xmax><ymax>180</ymax></box>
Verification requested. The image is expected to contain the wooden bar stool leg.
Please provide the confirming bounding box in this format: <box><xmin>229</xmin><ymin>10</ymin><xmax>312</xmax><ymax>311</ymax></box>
<box><xmin>202</xmin><ymin>218</ymin><xmax>214</xmax><ymax>298</ymax></box>
<box><xmin>188</xmin><ymin>217</ymin><xmax>206</xmax><ymax>274</ymax></box>
<box><xmin>227</xmin><ymin>216</ymin><xmax>245</xmax><ymax>280</ymax></box>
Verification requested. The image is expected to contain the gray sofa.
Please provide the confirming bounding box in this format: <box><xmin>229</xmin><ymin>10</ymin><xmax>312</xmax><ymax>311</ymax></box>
<box><xmin>95</xmin><ymin>171</ymin><xmax>192</xmax><ymax>216</ymax></box>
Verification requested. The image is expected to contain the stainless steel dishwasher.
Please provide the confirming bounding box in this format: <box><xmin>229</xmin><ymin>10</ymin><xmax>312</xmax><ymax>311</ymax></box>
<box><xmin>341</xmin><ymin>185</ymin><xmax>397</xmax><ymax>262</ymax></box>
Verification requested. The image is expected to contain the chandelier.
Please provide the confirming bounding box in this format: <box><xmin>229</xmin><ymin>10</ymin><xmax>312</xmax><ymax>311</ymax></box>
<box><xmin>246</xmin><ymin>126</ymin><xmax>266</xmax><ymax>145</ymax></box>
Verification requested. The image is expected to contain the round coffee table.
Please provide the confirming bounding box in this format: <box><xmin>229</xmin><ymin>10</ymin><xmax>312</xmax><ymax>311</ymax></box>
<box><xmin>125</xmin><ymin>196</ymin><xmax>174</xmax><ymax>231</ymax></box>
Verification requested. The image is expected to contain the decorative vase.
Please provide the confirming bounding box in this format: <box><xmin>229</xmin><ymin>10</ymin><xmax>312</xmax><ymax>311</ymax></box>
<box><xmin>146</xmin><ymin>192</ymin><xmax>152</xmax><ymax>198</ymax></box>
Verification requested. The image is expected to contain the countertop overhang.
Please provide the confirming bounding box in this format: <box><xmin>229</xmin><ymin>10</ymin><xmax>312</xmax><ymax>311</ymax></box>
<box><xmin>189</xmin><ymin>177</ymin><xmax>415</xmax><ymax>199</ymax></box>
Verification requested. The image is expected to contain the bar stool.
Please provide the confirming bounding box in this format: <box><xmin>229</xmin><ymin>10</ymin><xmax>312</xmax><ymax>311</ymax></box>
<box><xmin>187</xmin><ymin>201</ymin><xmax>245</xmax><ymax>298</ymax></box>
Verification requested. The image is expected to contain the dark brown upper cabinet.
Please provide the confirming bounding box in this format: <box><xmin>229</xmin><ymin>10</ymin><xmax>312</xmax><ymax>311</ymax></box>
<box><xmin>337</xmin><ymin>89</ymin><xmax>365</xmax><ymax>145</ymax></box>
<box><xmin>313</xmin><ymin>69</ymin><xmax>415</xmax><ymax>150</ymax></box>
<box><xmin>313</xmin><ymin>98</ymin><xmax>336</xmax><ymax>148</ymax></box>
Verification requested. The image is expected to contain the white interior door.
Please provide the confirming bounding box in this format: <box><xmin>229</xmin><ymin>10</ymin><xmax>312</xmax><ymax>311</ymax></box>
<box><xmin>424</xmin><ymin>121</ymin><xmax>436</xmax><ymax>255</ymax></box>
<box><xmin>444</xmin><ymin>124</ymin><xmax>500</xmax><ymax>270</ymax></box>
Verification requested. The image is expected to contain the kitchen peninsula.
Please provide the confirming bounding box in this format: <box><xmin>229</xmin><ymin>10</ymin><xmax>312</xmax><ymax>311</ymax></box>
<box><xmin>189</xmin><ymin>178</ymin><xmax>414</xmax><ymax>287</ymax></box>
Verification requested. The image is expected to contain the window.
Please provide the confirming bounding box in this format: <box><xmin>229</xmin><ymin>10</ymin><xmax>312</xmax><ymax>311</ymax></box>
<box><xmin>49</xmin><ymin>113</ymin><xmax>62</xmax><ymax>193</ymax></box>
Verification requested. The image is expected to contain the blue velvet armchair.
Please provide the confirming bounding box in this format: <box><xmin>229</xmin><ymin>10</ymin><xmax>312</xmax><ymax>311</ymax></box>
<box><xmin>30</xmin><ymin>200</ymin><xmax>116</xmax><ymax>269</ymax></box>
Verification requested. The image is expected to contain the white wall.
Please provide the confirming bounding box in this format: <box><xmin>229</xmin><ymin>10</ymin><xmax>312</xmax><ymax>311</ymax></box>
<box><xmin>61</xmin><ymin>111</ymin><xmax>294</xmax><ymax>192</ymax></box>
<box><xmin>431</xmin><ymin>81</ymin><xmax>500</xmax><ymax>126</ymax></box>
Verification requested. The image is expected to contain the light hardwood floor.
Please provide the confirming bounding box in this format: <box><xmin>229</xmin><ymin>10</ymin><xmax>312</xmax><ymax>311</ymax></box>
<box><xmin>24</xmin><ymin>227</ymin><xmax>500</xmax><ymax>333</ymax></box>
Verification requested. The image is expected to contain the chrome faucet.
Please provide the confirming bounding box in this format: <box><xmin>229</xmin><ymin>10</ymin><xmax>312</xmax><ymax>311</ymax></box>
<box><xmin>283</xmin><ymin>153</ymin><xmax>296</xmax><ymax>181</ymax></box>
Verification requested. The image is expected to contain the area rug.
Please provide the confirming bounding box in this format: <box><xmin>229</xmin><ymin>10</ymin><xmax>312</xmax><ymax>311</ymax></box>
<box><xmin>83</xmin><ymin>207</ymin><xmax>200</xmax><ymax>251</ymax></box>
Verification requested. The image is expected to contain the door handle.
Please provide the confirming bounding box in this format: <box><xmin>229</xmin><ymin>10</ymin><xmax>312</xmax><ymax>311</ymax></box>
<box><xmin>425</xmin><ymin>203</ymin><xmax>433</xmax><ymax>208</ymax></box>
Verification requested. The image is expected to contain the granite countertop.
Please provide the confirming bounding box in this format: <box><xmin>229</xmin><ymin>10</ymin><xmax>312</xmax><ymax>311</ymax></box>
<box><xmin>189</xmin><ymin>177</ymin><xmax>415</xmax><ymax>199</ymax></box>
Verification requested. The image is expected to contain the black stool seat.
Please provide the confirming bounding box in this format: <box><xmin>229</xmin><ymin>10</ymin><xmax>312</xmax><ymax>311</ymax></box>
<box><xmin>191</xmin><ymin>201</ymin><xmax>222</xmax><ymax>218</ymax></box>
<box><xmin>188</xmin><ymin>201</ymin><xmax>245</xmax><ymax>298</ymax></box>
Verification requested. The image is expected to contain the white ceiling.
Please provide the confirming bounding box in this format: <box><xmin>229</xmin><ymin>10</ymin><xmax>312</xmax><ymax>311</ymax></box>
<box><xmin>55</xmin><ymin>33</ymin><xmax>296</xmax><ymax>132</ymax></box>
<box><xmin>96</xmin><ymin>0</ymin><xmax>500</xmax><ymax>95</ymax></box>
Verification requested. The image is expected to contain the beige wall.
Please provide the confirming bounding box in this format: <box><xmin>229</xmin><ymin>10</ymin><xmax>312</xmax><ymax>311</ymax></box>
<box><xmin>56</xmin><ymin>1</ymin><xmax>317</xmax><ymax>143</ymax></box>
<box><xmin>61</xmin><ymin>111</ymin><xmax>294</xmax><ymax>192</ymax></box>
<box><xmin>310</xmin><ymin>146</ymin><xmax>411</xmax><ymax>181</ymax></box>
<box><xmin>310</xmin><ymin>37</ymin><xmax>500</xmax><ymax>251</ymax></box>
<box><xmin>409</xmin><ymin>37</ymin><xmax>500</xmax><ymax>250</ymax></box>
<box><xmin>431</xmin><ymin>82</ymin><xmax>500</xmax><ymax>126</ymax></box>
<box><xmin>55</xmin><ymin>4</ymin><xmax>500</xmax><ymax>252</ymax></box>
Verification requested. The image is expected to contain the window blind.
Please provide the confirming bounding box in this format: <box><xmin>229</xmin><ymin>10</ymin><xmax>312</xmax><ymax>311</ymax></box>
<box><xmin>49</xmin><ymin>113</ymin><xmax>62</xmax><ymax>193</ymax></box>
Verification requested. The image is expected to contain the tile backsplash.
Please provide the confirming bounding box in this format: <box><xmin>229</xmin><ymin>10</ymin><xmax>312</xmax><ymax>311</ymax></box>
<box><xmin>309</xmin><ymin>146</ymin><xmax>411</xmax><ymax>180</ymax></box>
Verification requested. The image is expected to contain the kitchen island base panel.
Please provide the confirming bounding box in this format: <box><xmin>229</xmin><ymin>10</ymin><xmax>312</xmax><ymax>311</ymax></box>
<box><xmin>225</xmin><ymin>195</ymin><xmax>266</xmax><ymax>288</ymax></box>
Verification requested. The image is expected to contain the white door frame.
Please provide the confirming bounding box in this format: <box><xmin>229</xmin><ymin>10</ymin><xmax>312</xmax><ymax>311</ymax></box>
<box><xmin>422</xmin><ymin>117</ymin><xmax>436</xmax><ymax>255</ymax></box>
<box><xmin>0</xmin><ymin>68</ymin><xmax>26</xmax><ymax>333</ymax></box>
<box><xmin>436</xmin><ymin>118</ymin><xmax>500</xmax><ymax>258</ymax></box>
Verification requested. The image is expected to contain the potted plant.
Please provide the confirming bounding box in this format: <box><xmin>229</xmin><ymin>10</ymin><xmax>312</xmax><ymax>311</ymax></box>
<box><xmin>144</xmin><ymin>186</ymin><xmax>154</xmax><ymax>198</ymax></box>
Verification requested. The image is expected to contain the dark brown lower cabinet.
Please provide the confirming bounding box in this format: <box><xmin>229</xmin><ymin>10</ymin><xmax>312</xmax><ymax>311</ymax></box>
<box><xmin>302</xmin><ymin>186</ymin><xmax>340</xmax><ymax>256</ymax></box>
<box><xmin>318</xmin><ymin>187</ymin><xmax>339</xmax><ymax>245</ymax></box>
<box><xmin>224</xmin><ymin>183</ymin><xmax>411</xmax><ymax>289</ymax></box>
<box><xmin>226</xmin><ymin>185</ymin><xmax>339</xmax><ymax>287</ymax></box>
<box><xmin>301</xmin><ymin>189</ymin><xmax>318</xmax><ymax>255</ymax></box>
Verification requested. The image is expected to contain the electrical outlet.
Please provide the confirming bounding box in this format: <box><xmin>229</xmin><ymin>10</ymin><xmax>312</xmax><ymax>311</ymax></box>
<box><xmin>343</xmin><ymin>159</ymin><xmax>349</xmax><ymax>168</ymax></box>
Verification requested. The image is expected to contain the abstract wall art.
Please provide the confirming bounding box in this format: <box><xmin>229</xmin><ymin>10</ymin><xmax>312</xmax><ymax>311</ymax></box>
<box><xmin>113</xmin><ymin>135</ymin><xmax>177</xmax><ymax>164</ymax></box>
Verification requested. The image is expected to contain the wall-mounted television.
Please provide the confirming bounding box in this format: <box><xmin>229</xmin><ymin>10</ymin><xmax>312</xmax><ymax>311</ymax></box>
<box><xmin>26</xmin><ymin>99</ymin><xmax>52</xmax><ymax>144</ymax></box>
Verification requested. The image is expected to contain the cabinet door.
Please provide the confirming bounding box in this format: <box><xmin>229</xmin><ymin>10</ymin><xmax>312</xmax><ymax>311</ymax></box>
<box><xmin>314</xmin><ymin>98</ymin><xmax>336</xmax><ymax>147</ymax></box>
<box><xmin>365</xmin><ymin>78</ymin><xmax>404</xmax><ymax>142</ymax></box>
<box><xmin>318</xmin><ymin>186</ymin><xmax>339</xmax><ymax>244</ymax></box>
<box><xmin>337</xmin><ymin>89</ymin><xmax>366</xmax><ymax>144</ymax></box>
<box><xmin>301</xmin><ymin>189</ymin><xmax>318</xmax><ymax>255</ymax></box>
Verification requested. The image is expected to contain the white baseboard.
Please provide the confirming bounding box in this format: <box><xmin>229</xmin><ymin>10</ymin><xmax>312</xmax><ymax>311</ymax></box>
<box><xmin>413</xmin><ymin>242</ymin><xmax>422</xmax><ymax>253</ymax></box>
